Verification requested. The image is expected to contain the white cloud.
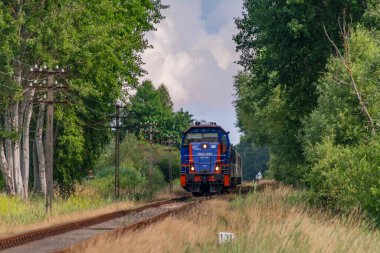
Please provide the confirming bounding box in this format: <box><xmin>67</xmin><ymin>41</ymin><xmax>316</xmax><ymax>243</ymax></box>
<box><xmin>141</xmin><ymin>0</ymin><xmax>243</xmax><ymax>144</ymax></box>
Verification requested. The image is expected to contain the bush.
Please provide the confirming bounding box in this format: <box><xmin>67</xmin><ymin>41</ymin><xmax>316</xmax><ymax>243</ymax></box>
<box><xmin>91</xmin><ymin>133</ymin><xmax>177</xmax><ymax>199</ymax></box>
<box><xmin>301</xmin><ymin>24</ymin><xmax>380</xmax><ymax>223</ymax></box>
<box><xmin>305</xmin><ymin>137</ymin><xmax>380</xmax><ymax>222</ymax></box>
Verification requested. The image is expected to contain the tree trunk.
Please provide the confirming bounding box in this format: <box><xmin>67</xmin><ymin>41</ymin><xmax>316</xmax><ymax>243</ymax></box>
<box><xmin>12</xmin><ymin>101</ymin><xmax>24</xmax><ymax>197</ymax></box>
<box><xmin>19</xmin><ymin>94</ymin><xmax>26</xmax><ymax>179</ymax></box>
<box><xmin>21</xmin><ymin>88</ymin><xmax>35</xmax><ymax>199</ymax></box>
<box><xmin>33</xmin><ymin>141</ymin><xmax>41</xmax><ymax>192</ymax></box>
<box><xmin>0</xmin><ymin>141</ymin><xmax>15</xmax><ymax>195</ymax></box>
<box><xmin>36</xmin><ymin>103</ymin><xmax>47</xmax><ymax>195</ymax></box>
<box><xmin>4</xmin><ymin>108</ymin><xmax>15</xmax><ymax>192</ymax></box>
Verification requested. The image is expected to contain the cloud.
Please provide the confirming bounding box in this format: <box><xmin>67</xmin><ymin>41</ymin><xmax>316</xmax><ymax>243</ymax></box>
<box><xmin>141</xmin><ymin>0</ymin><xmax>243</xmax><ymax>143</ymax></box>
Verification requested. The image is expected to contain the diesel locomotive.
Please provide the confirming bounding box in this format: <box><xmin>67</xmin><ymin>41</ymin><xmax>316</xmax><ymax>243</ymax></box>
<box><xmin>180</xmin><ymin>122</ymin><xmax>242</xmax><ymax>196</ymax></box>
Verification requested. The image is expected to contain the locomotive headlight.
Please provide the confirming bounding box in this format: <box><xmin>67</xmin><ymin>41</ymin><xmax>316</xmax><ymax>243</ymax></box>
<box><xmin>190</xmin><ymin>164</ymin><xmax>195</xmax><ymax>172</ymax></box>
<box><xmin>215</xmin><ymin>164</ymin><xmax>220</xmax><ymax>172</ymax></box>
<box><xmin>202</xmin><ymin>144</ymin><xmax>208</xmax><ymax>149</ymax></box>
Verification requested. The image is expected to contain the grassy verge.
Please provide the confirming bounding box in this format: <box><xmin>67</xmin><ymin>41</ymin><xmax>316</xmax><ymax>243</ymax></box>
<box><xmin>0</xmin><ymin>183</ymin><xmax>188</xmax><ymax>238</ymax></box>
<box><xmin>82</xmin><ymin>182</ymin><xmax>380</xmax><ymax>253</ymax></box>
<box><xmin>0</xmin><ymin>134</ymin><xmax>185</xmax><ymax>237</ymax></box>
<box><xmin>0</xmin><ymin>193</ymin><xmax>134</xmax><ymax>238</ymax></box>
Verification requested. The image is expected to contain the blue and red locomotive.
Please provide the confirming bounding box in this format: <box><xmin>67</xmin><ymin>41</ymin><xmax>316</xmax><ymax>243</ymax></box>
<box><xmin>180</xmin><ymin>122</ymin><xmax>242</xmax><ymax>196</ymax></box>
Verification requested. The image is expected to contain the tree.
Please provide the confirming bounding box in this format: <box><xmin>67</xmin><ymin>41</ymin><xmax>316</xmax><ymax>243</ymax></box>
<box><xmin>300</xmin><ymin>3</ymin><xmax>380</xmax><ymax>221</ymax></box>
<box><xmin>0</xmin><ymin>0</ymin><xmax>167</xmax><ymax>198</ymax></box>
<box><xmin>124</xmin><ymin>80</ymin><xmax>192</xmax><ymax>145</ymax></box>
<box><xmin>233</xmin><ymin>0</ymin><xmax>371</xmax><ymax>184</ymax></box>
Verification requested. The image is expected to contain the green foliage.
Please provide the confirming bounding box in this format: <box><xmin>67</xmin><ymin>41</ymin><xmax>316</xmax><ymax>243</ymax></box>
<box><xmin>0</xmin><ymin>175</ymin><xmax>5</xmax><ymax>191</ymax></box>
<box><xmin>235</xmin><ymin>136</ymin><xmax>269</xmax><ymax>180</ymax></box>
<box><xmin>92</xmin><ymin>133</ymin><xmax>180</xmax><ymax>199</ymax></box>
<box><xmin>123</xmin><ymin>80</ymin><xmax>192</xmax><ymax>145</ymax></box>
<box><xmin>54</xmin><ymin>106</ymin><xmax>85</xmax><ymax>196</ymax></box>
<box><xmin>234</xmin><ymin>0</ymin><xmax>370</xmax><ymax>183</ymax></box>
<box><xmin>305</xmin><ymin>138</ymin><xmax>380</xmax><ymax>222</ymax></box>
<box><xmin>0</xmin><ymin>1</ymin><xmax>167</xmax><ymax>194</ymax></box>
<box><xmin>0</xmin><ymin>193</ymin><xmax>113</xmax><ymax>225</ymax></box>
<box><xmin>302</xmin><ymin>22</ymin><xmax>380</xmax><ymax>222</ymax></box>
<box><xmin>301</xmin><ymin>27</ymin><xmax>380</xmax><ymax>148</ymax></box>
<box><xmin>234</xmin><ymin>0</ymin><xmax>380</xmax><ymax>224</ymax></box>
<box><xmin>86</xmin><ymin>167</ymin><xmax>149</xmax><ymax>199</ymax></box>
<box><xmin>50</xmin><ymin>0</ymin><xmax>167</xmax><ymax>192</ymax></box>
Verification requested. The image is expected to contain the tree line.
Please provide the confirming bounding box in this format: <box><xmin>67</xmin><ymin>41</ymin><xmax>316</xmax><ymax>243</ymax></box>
<box><xmin>234</xmin><ymin>0</ymin><xmax>380</xmax><ymax>221</ymax></box>
<box><xmin>0</xmin><ymin>0</ymin><xmax>183</xmax><ymax>199</ymax></box>
<box><xmin>122</xmin><ymin>80</ymin><xmax>192</xmax><ymax>146</ymax></box>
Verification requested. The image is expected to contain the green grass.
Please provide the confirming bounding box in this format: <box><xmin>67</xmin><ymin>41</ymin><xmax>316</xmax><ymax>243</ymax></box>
<box><xmin>0</xmin><ymin>193</ymin><xmax>114</xmax><ymax>226</ymax></box>
<box><xmin>0</xmin><ymin>135</ymin><xmax>175</xmax><ymax>228</ymax></box>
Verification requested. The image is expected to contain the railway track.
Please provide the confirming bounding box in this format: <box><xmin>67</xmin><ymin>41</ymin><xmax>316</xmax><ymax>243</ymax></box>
<box><xmin>0</xmin><ymin>196</ymin><xmax>202</xmax><ymax>253</ymax></box>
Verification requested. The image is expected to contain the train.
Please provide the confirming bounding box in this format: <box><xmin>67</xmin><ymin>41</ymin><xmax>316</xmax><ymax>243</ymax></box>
<box><xmin>180</xmin><ymin>122</ymin><xmax>242</xmax><ymax>196</ymax></box>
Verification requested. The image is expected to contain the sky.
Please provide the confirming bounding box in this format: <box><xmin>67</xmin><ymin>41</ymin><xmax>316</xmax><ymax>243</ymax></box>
<box><xmin>141</xmin><ymin>0</ymin><xmax>243</xmax><ymax>144</ymax></box>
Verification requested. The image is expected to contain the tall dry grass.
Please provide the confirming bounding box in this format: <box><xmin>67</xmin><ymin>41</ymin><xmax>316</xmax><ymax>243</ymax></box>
<box><xmin>0</xmin><ymin>183</ymin><xmax>184</xmax><ymax>238</ymax></box>
<box><xmin>78</xmin><ymin>185</ymin><xmax>380</xmax><ymax>253</ymax></box>
<box><xmin>0</xmin><ymin>197</ymin><xmax>135</xmax><ymax>239</ymax></box>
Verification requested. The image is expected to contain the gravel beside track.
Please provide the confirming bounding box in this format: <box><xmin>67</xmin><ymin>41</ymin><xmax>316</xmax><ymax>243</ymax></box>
<box><xmin>0</xmin><ymin>198</ymin><xmax>192</xmax><ymax>253</ymax></box>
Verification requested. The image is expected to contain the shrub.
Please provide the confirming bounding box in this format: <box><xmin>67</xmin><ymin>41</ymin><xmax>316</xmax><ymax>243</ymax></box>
<box><xmin>301</xmin><ymin>24</ymin><xmax>380</xmax><ymax>223</ymax></box>
<box><xmin>91</xmin><ymin>133</ymin><xmax>174</xmax><ymax>199</ymax></box>
<box><xmin>305</xmin><ymin>137</ymin><xmax>380</xmax><ymax>222</ymax></box>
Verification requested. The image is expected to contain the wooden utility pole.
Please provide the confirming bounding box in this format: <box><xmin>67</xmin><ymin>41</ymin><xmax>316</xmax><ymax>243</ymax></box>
<box><xmin>46</xmin><ymin>73</ymin><xmax>54</xmax><ymax>212</ymax></box>
<box><xmin>112</xmin><ymin>104</ymin><xmax>129</xmax><ymax>198</ymax></box>
<box><xmin>30</xmin><ymin>65</ymin><xmax>68</xmax><ymax>212</ymax></box>
<box><xmin>169</xmin><ymin>151</ymin><xmax>173</xmax><ymax>193</ymax></box>
<box><xmin>164</xmin><ymin>136</ymin><xmax>176</xmax><ymax>193</ymax></box>
<box><xmin>115</xmin><ymin>104</ymin><xmax>120</xmax><ymax>198</ymax></box>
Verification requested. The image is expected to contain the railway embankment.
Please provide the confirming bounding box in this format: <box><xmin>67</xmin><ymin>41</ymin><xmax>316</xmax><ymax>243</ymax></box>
<box><xmin>77</xmin><ymin>181</ymin><xmax>380</xmax><ymax>253</ymax></box>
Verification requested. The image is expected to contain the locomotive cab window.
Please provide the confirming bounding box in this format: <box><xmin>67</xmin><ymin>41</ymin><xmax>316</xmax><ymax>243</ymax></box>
<box><xmin>184</xmin><ymin>133</ymin><xmax>202</xmax><ymax>145</ymax></box>
<box><xmin>203</xmin><ymin>133</ymin><xmax>218</xmax><ymax>142</ymax></box>
<box><xmin>183</xmin><ymin>132</ymin><xmax>218</xmax><ymax>146</ymax></box>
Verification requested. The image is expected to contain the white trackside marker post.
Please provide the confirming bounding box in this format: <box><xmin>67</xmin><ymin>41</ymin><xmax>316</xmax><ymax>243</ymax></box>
<box><xmin>218</xmin><ymin>232</ymin><xmax>235</xmax><ymax>244</ymax></box>
<box><xmin>256</xmin><ymin>171</ymin><xmax>263</xmax><ymax>181</ymax></box>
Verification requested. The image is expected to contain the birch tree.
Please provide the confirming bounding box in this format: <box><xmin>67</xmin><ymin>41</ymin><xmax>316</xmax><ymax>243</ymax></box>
<box><xmin>0</xmin><ymin>0</ymin><xmax>166</xmax><ymax>198</ymax></box>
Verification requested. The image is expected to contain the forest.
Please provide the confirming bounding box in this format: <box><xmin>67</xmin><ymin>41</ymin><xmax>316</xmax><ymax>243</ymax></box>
<box><xmin>234</xmin><ymin>0</ymin><xmax>380</xmax><ymax>222</ymax></box>
<box><xmin>0</xmin><ymin>0</ymin><xmax>196</xmax><ymax>204</ymax></box>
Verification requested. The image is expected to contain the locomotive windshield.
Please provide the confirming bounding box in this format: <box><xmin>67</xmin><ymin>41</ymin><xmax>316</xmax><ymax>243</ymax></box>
<box><xmin>183</xmin><ymin>132</ymin><xmax>218</xmax><ymax>145</ymax></box>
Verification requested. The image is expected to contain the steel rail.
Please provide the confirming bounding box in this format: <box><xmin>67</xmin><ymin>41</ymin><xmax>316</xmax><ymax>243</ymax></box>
<box><xmin>0</xmin><ymin>197</ymin><xmax>190</xmax><ymax>251</ymax></box>
<box><xmin>54</xmin><ymin>199</ymin><xmax>205</xmax><ymax>253</ymax></box>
